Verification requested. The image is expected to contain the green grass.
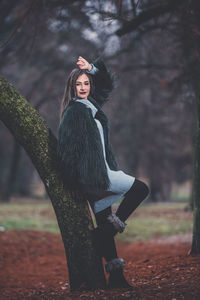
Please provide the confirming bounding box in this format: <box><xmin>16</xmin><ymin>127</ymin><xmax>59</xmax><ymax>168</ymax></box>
<box><xmin>0</xmin><ymin>200</ymin><xmax>193</xmax><ymax>242</ymax></box>
<box><xmin>0</xmin><ymin>201</ymin><xmax>59</xmax><ymax>233</ymax></box>
<box><xmin>115</xmin><ymin>202</ymin><xmax>193</xmax><ymax>242</ymax></box>
<box><xmin>118</xmin><ymin>215</ymin><xmax>192</xmax><ymax>242</ymax></box>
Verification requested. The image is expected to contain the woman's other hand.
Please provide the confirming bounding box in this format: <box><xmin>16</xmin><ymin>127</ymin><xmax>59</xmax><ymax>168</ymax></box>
<box><xmin>77</xmin><ymin>56</ymin><xmax>92</xmax><ymax>71</ymax></box>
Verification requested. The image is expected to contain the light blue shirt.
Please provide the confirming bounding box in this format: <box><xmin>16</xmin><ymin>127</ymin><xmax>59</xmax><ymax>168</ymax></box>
<box><xmin>86</xmin><ymin>63</ymin><xmax>99</xmax><ymax>75</ymax></box>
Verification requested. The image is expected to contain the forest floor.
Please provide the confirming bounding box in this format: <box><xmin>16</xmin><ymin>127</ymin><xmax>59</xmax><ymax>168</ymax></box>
<box><xmin>0</xmin><ymin>200</ymin><xmax>200</xmax><ymax>299</ymax></box>
<box><xmin>1</xmin><ymin>230</ymin><xmax>200</xmax><ymax>300</ymax></box>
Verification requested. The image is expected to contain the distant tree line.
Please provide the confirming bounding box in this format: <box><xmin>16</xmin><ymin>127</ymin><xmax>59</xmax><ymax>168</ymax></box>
<box><xmin>0</xmin><ymin>0</ymin><xmax>194</xmax><ymax>204</ymax></box>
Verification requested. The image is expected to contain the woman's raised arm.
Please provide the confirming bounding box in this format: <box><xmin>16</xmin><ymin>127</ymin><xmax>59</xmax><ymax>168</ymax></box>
<box><xmin>89</xmin><ymin>57</ymin><xmax>116</xmax><ymax>106</ymax></box>
<box><xmin>76</xmin><ymin>56</ymin><xmax>116</xmax><ymax>106</ymax></box>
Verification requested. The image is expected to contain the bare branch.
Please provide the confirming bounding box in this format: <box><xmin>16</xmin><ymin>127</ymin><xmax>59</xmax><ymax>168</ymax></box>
<box><xmin>0</xmin><ymin>0</ymin><xmax>36</xmax><ymax>49</ymax></box>
<box><xmin>116</xmin><ymin>0</ymin><xmax>185</xmax><ymax>36</ymax></box>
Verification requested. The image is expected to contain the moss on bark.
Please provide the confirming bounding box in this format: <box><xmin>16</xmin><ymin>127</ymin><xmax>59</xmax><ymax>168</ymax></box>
<box><xmin>0</xmin><ymin>74</ymin><xmax>106</xmax><ymax>290</ymax></box>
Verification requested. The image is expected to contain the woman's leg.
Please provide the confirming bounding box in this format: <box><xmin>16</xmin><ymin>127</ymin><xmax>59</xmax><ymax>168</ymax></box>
<box><xmin>116</xmin><ymin>178</ymin><xmax>150</xmax><ymax>222</ymax></box>
<box><xmin>91</xmin><ymin>179</ymin><xmax>149</xmax><ymax>289</ymax></box>
<box><xmin>95</xmin><ymin>206</ymin><xmax>118</xmax><ymax>261</ymax></box>
<box><xmin>94</xmin><ymin>206</ymin><xmax>132</xmax><ymax>289</ymax></box>
<box><xmin>93</xmin><ymin>179</ymin><xmax>149</xmax><ymax>239</ymax></box>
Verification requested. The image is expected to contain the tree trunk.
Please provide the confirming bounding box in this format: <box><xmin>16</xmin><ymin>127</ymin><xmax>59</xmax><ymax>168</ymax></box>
<box><xmin>0</xmin><ymin>74</ymin><xmax>106</xmax><ymax>290</ymax></box>
<box><xmin>191</xmin><ymin>93</ymin><xmax>200</xmax><ymax>254</ymax></box>
<box><xmin>180</xmin><ymin>0</ymin><xmax>200</xmax><ymax>255</ymax></box>
<box><xmin>2</xmin><ymin>139</ymin><xmax>21</xmax><ymax>202</ymax></box>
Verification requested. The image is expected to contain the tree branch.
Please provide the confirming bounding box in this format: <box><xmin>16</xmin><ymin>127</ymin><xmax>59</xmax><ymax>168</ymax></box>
<box><xmin>116</xmin><ymin>0</ymin><xmax>184</xmax><ymax>36</ymax></box>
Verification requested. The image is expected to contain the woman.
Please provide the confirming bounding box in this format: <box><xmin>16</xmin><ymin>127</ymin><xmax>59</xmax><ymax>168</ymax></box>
<box><xmin>57</xmin><ymin>56</ymin><xmax>150</xmax><ymax>289</ymax></box>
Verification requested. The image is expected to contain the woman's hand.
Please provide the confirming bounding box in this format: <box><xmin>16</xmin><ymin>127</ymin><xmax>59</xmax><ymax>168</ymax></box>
<box><xmin>76</xmin><ymin>56</ymin><xmax>92</xmax><ymax>71</ymax></box>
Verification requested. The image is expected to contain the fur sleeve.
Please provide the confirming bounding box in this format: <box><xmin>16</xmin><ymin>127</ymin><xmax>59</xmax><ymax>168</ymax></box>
<box><xmin>106</xmin><ymin>137</ymin><xmax>119</xmax><ymax>171</ymax></box>
<box><xmin>104</xmin><ymin>120</ymin><xmax>119</xmax><ymax>171</ymax></box>
<box><xmin>91</xmin><ymin>57</ymin><xmax>116</xmax><ymax>106</ymax></box>
<box><xmin>57</xmin><ymin>103</ymin><xmax>110</xmax><ymax>194</ymax></box>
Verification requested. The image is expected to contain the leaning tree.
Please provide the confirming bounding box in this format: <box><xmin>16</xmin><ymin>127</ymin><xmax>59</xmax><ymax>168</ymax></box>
<box><xmin>0</xmin><ymin>74</ymin><xmax>106</xmax><ymax>291</ymax></box>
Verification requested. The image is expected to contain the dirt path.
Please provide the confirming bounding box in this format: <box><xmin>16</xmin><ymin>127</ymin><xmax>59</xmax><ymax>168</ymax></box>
<box><xmin>0</xmin><ymin>230</ymin><xmax>200</xmax><ymax>299</ymax></box>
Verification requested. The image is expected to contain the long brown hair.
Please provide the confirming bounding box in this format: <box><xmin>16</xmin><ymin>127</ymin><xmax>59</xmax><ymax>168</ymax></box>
<box><xmin>59</xmin><ymin>68</ymin><xmax>94</xmax><ymax>123</ymax></box>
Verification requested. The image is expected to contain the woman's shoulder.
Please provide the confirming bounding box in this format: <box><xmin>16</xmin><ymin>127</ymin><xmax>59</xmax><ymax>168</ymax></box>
<box><xmin>65</xmin><ymin>100</ymin><xmax>88</xmax><ymax>112</ymax></box>
<box><xmin>62</xmin><ymin>100</ymin><xmax>91</xmax><ymax>121</ymax></box>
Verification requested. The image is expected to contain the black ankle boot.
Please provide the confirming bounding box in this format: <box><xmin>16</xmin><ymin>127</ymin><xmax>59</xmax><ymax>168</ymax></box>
<box><xmin>105</xmin><ymin>258</ymin><xmax>133</xmax><ymax>290</ymax></box>
<box><xmin>108</xmin><ymin>268</ymin><xmax>133</xmax><ymax>289</ymax></box>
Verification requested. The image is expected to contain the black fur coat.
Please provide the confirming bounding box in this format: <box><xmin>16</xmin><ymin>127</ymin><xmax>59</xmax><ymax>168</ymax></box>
<box><xmin>57</xmin><ymin>57</ymin><xmax>119</xmax><ymax>194</ymax></box>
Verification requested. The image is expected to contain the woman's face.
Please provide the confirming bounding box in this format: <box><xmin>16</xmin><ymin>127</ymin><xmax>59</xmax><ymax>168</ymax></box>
<box><xmin>75</xmin><ymin>74</ymin><xmax>90</xmax><ymax>100</ymax></box>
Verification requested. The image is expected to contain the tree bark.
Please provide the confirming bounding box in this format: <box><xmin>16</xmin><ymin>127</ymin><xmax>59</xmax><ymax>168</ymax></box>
<box><xmin>191</xmin><ymin>93</ymin><xmax>200</xmax><ymax>254</ymax></box>
<box><xmin>0</xmin><ymin>74</ymin><xmax>106</xmax><ymax>290</ymax></box>
<box><xmin>179</xmin><ymin>0</ymin><xmax>200</xmax><ymax>255</ymax></box>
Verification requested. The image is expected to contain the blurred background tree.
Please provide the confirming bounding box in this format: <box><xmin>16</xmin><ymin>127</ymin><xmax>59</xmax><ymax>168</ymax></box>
<box><xmin>0</xmin><ymin>0</ymin><xmax>194</xmax><ymax>205</ymax></box>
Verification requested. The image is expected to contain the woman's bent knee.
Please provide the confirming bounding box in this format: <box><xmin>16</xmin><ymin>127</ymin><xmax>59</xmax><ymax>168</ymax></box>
<box><xmin>143</xmin><ymin>182</ymin><xmax>150</xmax><ymax>198</ymax></box>
<box><xmin>135</xmin><ymin>179</ymin><xmax>150</xmax><ymax>199</ymax></box>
